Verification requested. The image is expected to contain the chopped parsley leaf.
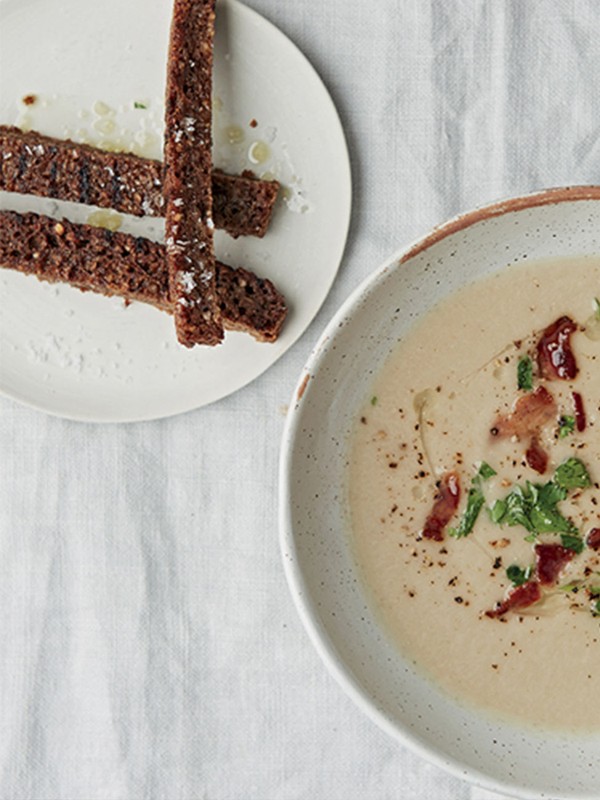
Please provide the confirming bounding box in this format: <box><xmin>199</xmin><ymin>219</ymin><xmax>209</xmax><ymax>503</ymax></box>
<box><xmin>560</xmin><ymin>533</ymin><xmax>585</xmax><ymax>554</ymax></box>
<box><xmin>449</xmin><ymin>462</ymin><xmax>496</xmax><ymax>538</ymax></box>
<box><xmin>517</xmin><ymin>356</ymin><xmax>533</xmax><ymax>391</ymax></box>
<box><xmin>491</xmin><ymin>480</ymin><xmax>575</xmax><ymax>535</ymax></box>
<box><xmin>558</xmin><ymin>415</ymin><xmax>575</xmax><ymax>438</ymax></box>
<box><xmin>449</xmin><ymin>486</ymin><xmax>484</xmax><ymax>539</ymax></box>
<box><xmin>506</xmin><ymin>563</ymin><xmax>532</xmax><ymax>586</ymax></box>
<box><xmin>370</xmin><ymin>395</ymin><xmax>378</xmax><ymax>406</ymax></box>
<box><xmin>595</xmin><ymin>297</ymin><xmax>600</xmax><ymax>320</ymax></box>
<box><xmin>490</xmin><ymin>459</ymin><xmax>592</xmax><ymax>540</ymax></box>
<box><xmin>478</xmin><ymin>461</ymin><xmax>497</xmax><ymax>480</ymax></box>
<box><xmin>489</xmin><ymin>500</ymin><xmax>506</xmax><ymax>524</ymax></box>
<box><xmin>134</xmin><ymin>101</ymin><xmax>147</xmax><ymax>109</ymax></box>
<box><xmin>554</xmin><ymin>457</ymin><xmax>591</xmax><ymax>490</ymax></box>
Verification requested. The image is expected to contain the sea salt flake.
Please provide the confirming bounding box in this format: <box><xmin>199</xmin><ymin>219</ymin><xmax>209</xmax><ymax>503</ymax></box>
<box><xmin>179</xmin><ymin>271</ymin><xmax>197</xmax><ymax>293</ymax></box>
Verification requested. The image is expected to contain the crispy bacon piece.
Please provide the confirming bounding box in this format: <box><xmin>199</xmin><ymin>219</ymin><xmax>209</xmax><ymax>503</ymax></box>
<box><xmin>421</xmin><ymin>471</ymin><xmax>460</xmax><ymax>541</ymax></box>
<box><xmin>586</xmin><ymin>528</ymin><xmax>600</xmax><ymax>550</ymax></box>
<box><xmin>485</xmin><ymin>580</ymin><xmax>542</xmax><ymax>619</ymax></box>
<box><xmin>572</xmin><ymin>391</ymin><xmax>586</xmax><ymax>432</ymax></box>
<box><xmin>534</xmin><ymin>543</ymin><xmax>575</xmax><ymax>586</ymax></box>
<box><xmin>491</xmin><ymin>386</ymin><xmax>557</xmax><ymax>440</ymax></box>
<box><xmin>487</xmin><ymin>543</ymin><xmax>577</xmax><ymax>619</ymax></box>
<box><xmin>525</xmin><ymin>435</ymin><xmax>548</xmax><ymax>474</ymax></box>
<box><xmin>536</xmin><ymin>316</ymin><xmax>579</xmax><ymax>380</ymax></box>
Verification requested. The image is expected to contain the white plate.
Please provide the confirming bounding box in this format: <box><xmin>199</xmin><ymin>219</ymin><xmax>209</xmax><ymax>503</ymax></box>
<box><xmin>0</xmin><ymin>0</ymin><xmax>351</xmax><ymax>422</ymax></box>
<box><xmin>280</xmin><ymin>188</ymin><xmax>600</xmax><ymax>800</ymax></box>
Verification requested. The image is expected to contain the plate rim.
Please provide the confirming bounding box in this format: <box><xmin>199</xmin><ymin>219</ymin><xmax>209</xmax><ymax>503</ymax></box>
<box><xmin>0</xmin><ymin>0</ymin><xmax>352</xmax><ymax>423</ymax></box>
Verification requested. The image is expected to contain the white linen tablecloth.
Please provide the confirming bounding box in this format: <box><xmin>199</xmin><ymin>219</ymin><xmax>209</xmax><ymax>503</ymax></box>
<box><xmin>2</xmin><ymin>1</ymin><xmax>600</xmax><ymax>798</ymax></box>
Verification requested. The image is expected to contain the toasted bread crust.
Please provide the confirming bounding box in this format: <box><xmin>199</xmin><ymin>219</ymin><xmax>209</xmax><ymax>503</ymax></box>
<box><xmin>163</xmin><ymin>0</ymin><xmax>222</xmax><ymax>346</ymax></box>
<box><xmin>0</xmin><ymin>210</ymin><xmax>287</xmax><ymax>343</ymax></box>
<box><xmin>0</xmin><ymin>125</ymin><xmax>279</xmax><ymax>238</ymax></box>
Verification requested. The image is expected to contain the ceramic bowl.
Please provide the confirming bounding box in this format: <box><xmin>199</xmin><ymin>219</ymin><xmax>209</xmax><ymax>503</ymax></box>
<box><xmin>279</xmin><ymin>187</ymin><xmax>600</xmax><ymax>799</ymax></box>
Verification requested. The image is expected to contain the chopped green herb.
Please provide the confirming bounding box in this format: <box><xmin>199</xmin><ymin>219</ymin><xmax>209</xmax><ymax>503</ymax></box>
<box><xmin>517</xmin><ymin>356</ymin><xmax>533</xmax><ymax>391</ymax></box>
<box><xmin>449</xmin><ymin>462</ymin><xmax>496</xmax><ymax>538</ymax></box>
<box><xmin>492</xmin><ymin>459</ymin><xmax>592</xmax><ymax>538</ymax></box>
<box><xmin>595</xmin><ymin>297</ymin><xmax>600</xmax><ymax>320</ymax></box>
<box><xmin>539</xmin><ymin>480</ymin><xmax>567</xmax><ymax>505</ymax></box>
<box><xmin>134</xmin><ymin>101</ymin><xmax>147</xmax><ymax>109</ymax></box>
<box><xmin>488</xmin><ymin>499</ymin><xmax>506</xmax><ymax>524</ymax></box>
<box><xmin>560</xmin><ymin>533</ymin><xmax>585</xmax><ymax>554</ymax></box>
<box><xmin>449</xmin><ymin>487</ymin><xmax>485</xmax><ymax>539</ymax></box>
<box><xmin>506</xmin><ymin>563</ymin><xmax>532</xmax><ymax>586</ymax></box>
<box><xmin>554</xmin><ymin>457</ymin><xmax>591</xmax><ymax>490</ymax></box>
<box><xmin>370</xmin><ymin>396</ymin><xmax>378</xmax><ymax>406</ymax></box>
<box><xmin>558</xmin><ymin>415</ymin><xmax>575</xmax><ymax>438</ymax></box>
<box><xmin>477</xmin><ymin>461</ymin><xmax>497</xmax><ymax>480</ymax></box>
<box><xmin>529</xmin><ymin>482</ymin><xmax>576</xmax><ymax>534</ymax></box>
<box><xmin>491</xmin><ymin>480</ymin><xmax>575</xmax><ymax>535</ymax></box>
<box><xmin>592</xmin><ymin>599</ymin><xmax>600</xmax><ymax>617</ymax></box>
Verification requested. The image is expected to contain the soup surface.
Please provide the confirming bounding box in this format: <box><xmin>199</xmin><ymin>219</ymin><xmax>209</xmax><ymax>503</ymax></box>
<box><xmin>348</xmin><ymin>257</ymin><xmax>600</xmax><ymax>732</ymax></box>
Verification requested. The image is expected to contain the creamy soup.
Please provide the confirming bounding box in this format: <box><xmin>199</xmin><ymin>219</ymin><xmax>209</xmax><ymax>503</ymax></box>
<box><xmin>348</xmin><ymin>257</ymin><xmax>600</xmax><ymax>732</ymax></box>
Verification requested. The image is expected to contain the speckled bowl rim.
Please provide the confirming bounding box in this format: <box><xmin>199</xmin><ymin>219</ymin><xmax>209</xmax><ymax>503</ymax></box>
<box><xmin>279</xmin><ymin>185</ymin><xmax>600</xmax><ymax>800</ymax></box>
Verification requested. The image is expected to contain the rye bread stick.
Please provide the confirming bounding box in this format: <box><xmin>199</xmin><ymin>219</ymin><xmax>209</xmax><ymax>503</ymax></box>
<box><xmin>0</xmin><ymin>210</ymin><xmax>287</xmax><ymax>343</ymax></box>
<box><xmin>163</xmin><ymin>0</ymin><xmax>222</xmax><ymax>346</ymax></box>
<box><xmin>0</xmin><ymin>125</ymin><xmax>279</xmax><ymax>238</ymax></box>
